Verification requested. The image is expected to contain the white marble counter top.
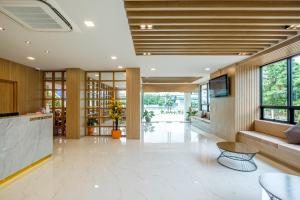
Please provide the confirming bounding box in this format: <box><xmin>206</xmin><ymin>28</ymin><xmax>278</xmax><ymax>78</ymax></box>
<box><xmin>0</xmin><ymin>113</ymin><xmax>53</xmax><ymax>181</ymax></box>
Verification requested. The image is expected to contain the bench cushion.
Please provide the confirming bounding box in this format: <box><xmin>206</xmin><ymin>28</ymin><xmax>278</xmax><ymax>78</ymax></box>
<box><xmin>239</xmin><ymin>131</ymin><xmax>300</xmax><ymax>157</ymax></box>
<box><xmin>191</xmin><ymin>116</ymin><xmax>210</xmax><ymax>123</ymax></box>
<box><xmin>254</xmin><ymin>120</ymin><xmax>292</xmax><ymax>139</ymax></box>
<box><xmin>239</xmin><ymin>131</ymin><xmax>283</xmax><ymax>148</ymax></box>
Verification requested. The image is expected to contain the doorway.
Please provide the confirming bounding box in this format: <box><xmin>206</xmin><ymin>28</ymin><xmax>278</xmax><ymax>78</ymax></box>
<box><xmin>143</xmin><ymin>92</ymin><xmax>199</xmax><ymax>122</ymax></box>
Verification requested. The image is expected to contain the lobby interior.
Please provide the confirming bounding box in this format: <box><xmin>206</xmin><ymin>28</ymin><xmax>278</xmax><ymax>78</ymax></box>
<box><xmin>1</xmin><ymin>0</ymin><xmax>300</xmax><ymax>200</ymax></box>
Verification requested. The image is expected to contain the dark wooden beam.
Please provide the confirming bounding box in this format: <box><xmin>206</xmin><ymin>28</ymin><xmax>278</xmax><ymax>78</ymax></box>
<box><xmin>129</xmin><ymin>18</ymin><xmax>300</xmax><ymax>25</ymax></box>
<box><xmin>127</xmin><ymin>10</ymin><xmax>300</xmax><ymax>19</ymax></box>
<box><xmin>131</xmin><ymin>31</ymin><xmax>296</xmax><ymax>36</ymax></box>
<box><xmin>130</xmin><ymin>25</ymin><xmax>295</xmax><ymax>32</ymax></box>
<box><xmin>125</xmin><ymin>1</ymin><xmax>300</xmax><ymax>11</ymax></box>
<box><xmin>132</xmin><ymin>35</ymin><xmax>287</xmax><ymax>40</ymax></box>
<box><xmin>133</xmin><ymin>40</ymin><xmax>279</xmax><ymax>44</ymax></box>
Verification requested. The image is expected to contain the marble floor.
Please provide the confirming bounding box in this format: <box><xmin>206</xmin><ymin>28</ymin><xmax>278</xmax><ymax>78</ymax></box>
<box><xmin>0</xmin><ymin>122</ymin><xmax>298</xmax><ymax>200</ymax></box>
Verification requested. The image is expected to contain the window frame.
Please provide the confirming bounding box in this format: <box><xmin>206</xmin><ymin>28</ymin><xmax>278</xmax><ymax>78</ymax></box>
<box><xmin>200</xmin><ymin>83</ymin><xmax>210</xmax><ymax>112</ymax></box>
<box><xmin>260</xmin><ymin>54</ymin><xmax>300</xmax><ymax>124</ymax></box>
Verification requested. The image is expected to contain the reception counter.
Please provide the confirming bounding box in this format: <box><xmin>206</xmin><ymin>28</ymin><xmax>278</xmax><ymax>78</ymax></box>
<box><xmin>0</xmin><ymin>114</ymin><xmax>53</xmax><ymax>184</ymax></box>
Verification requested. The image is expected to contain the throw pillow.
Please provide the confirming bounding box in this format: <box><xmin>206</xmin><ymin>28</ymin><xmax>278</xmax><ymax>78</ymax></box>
<box><xmin>284</xmin><ymin>124</ymin><xmax>300</xmax><ymax>144</ymax></box>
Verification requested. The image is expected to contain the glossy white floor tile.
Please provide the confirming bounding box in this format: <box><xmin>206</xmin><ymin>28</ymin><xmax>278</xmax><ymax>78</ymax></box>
<box><xmin>0</xmin><ymin>122</ymin><xmax>298</xmax><ymax>200</ymax></box>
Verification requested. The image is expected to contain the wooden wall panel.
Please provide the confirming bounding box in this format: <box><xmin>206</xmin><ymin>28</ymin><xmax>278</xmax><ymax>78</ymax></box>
<box><xmin>209</xmin><ymin>36</ymin><xmax>300</xmax><ymax>141</ymax></box>
<box><xmin>66</xmin><ymin>68</ymin><xmax>85</xmax><ymax>139</ymax></box>
<box><xmin>126</xmin><ymin>68</ymin><xmax>141</xmax><ymax>139</ymax></box>
<box><xmin>234</xmin><ymin>36</ymin><xmax>300</xmax><ymax>134</ymax></box>
<box><xmin>0</xmin><ymin>81</ymin><xmax>16</xmax><ymax>113</ymax></box>
<box><xmin>235</xmin><ymin>64</ymin><xmax>260</xmax><ymax>133</ymax></box>
<box><xmin>0</xmin><ymin>58</ymin><xmax>42</xmax><ymax>114</ymax></box>
<box><xmin>210</xmin><ymin>65</ymin><xmax>236</xmax><ymax>141</ymax></box>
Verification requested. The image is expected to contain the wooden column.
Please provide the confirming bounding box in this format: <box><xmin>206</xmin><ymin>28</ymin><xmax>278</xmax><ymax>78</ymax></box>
<box><xmin>66</xmin><ymin>68</ymin><xmax>85</xmax><ymax>139</ymax></box>
<box><xmin>126</xmin><ymin>68</ymin><xmax>141</xmax><ymax>139</ymax></box>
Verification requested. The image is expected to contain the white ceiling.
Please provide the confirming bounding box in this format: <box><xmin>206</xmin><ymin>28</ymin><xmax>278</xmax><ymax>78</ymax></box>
<box><xmin>0</xmin><ymin>0</ymin><xmax>249</xmax><ymax>79</ymax></box>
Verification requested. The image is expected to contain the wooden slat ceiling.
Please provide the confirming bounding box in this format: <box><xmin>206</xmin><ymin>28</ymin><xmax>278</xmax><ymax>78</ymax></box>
<box><xmin>124</xmin><ymin>0</ymin><xmax>300</xmax><ymax>56</ymax></box>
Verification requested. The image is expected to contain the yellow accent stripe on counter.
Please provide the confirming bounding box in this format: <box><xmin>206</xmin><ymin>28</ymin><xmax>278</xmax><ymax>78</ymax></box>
<box><xmin>0</xmin><ymin>155</ymin><xmax>52</xmax><ymax>186</ymax></box>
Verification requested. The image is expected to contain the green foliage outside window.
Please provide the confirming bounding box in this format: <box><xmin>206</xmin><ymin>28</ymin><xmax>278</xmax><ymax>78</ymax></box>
<box><xmin>262</xmin><ymin>60</ymin><xmax>287</xmax><ymax>106</ymax></box>
<box><xmin>261</xmin><ymin>55</ymin><xmax>300</xmax><ymax>122</ymax></box>
<box><xmin>292</xmin><ymin>57</ymin><xmax>300</xmax><ymax>106</ymax></box>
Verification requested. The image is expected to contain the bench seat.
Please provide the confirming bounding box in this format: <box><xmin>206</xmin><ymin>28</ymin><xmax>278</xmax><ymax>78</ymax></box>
<box><xmin>237</xmin><ymin>120</ymin><xmax>300</xmax><ymax>172</ymax></box>
<box><xmin>191</xmin><ymin>116</ymin><xmax>211</xmax><ymax>133</ymax></box>
<box><xmin>191</xmin><ymin>116</ymin><xmax>210</xmax><ymax>123</ymax></box>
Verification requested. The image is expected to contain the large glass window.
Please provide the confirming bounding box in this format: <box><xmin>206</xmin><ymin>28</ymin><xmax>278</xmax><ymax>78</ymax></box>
<box><xmin>262</xmin><ymin>60</ymin><xmax>287</xmax><ymax>106</ymax></box>
<box><xmin>292</xmin><ymin>55</ymin><xmax>300</xmax><ymax>122</ymax></box>
<box><xmin>200</xmin><ymin>83</ymin><xmax>210</xmax><ymax>112</ymax></box>
<box><xmin>191</xmin><ymin>92</ymin><xmax>199</xmax><ymax>110</ymax></box>
<box><xmin>260</xmin><ymin>54</ymin><xmax>300</xmax><ymax>124</ymax></box>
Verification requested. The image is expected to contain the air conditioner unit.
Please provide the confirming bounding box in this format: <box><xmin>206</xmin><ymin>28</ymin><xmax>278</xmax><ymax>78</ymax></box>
<box><xmin>0</xmin><ymin>0</ymin><xmax>72</xmax><ymax>32</ymax></box>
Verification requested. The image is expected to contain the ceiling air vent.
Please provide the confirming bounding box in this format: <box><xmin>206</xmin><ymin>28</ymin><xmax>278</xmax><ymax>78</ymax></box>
<box><xmin>0</xmin><ymin>0</ymin><xmax>72</xmax><ymax>32</ymax></box>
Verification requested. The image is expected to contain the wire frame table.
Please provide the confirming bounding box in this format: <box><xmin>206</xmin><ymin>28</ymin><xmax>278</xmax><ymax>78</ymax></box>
<box><xmin>217</xmin><ymin>142</ymin><xmax>259</xmax><ymax>172</ymax></box>
<box><xmin>259</xmin><ymin>173</ymin><xmax>300</xmax><ymax>200</ymax></box>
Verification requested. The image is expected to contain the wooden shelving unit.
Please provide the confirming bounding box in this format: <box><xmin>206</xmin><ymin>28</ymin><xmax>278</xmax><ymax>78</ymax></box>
<box><xmin>85</xmin><ymin>71</ymin><xmax>126</xmax><ymax>136</ymax></box>
<box><xmin>43</xmin><ymin>71</ymin><xmax>67</xmax><ymax>136</ymax></box>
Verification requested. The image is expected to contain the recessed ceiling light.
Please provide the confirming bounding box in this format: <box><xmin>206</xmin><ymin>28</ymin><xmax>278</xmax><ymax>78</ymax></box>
<box><xmin>118</xmin><ymin>66</ymin><xmax>123</xmax><ymax>69</ymax></box>
<box><xmin>45</xmin><ymin>50</ymin><xmax>50</xmax><ymax>54</ymax></box>
<box><xmin>205</xmin><ymin>68</ymin><xmax>211</xmax><ymax>71</ymax></box>
<box><xmin>84</xmin><ymin>21</ymin><xmax>95</xmax><ymax>27</ymax></box>
<box><xmin>286</xmin><ymin>24</ymin><xmax>300</xmax><ymax>30</ymax></box>
<box><xmin>151</xmin><ymin>67</ymin><xmax>156</xmax><ymax>71</ymax></box>
<box><xmin>140</xmin><ymin>24</ymin><xmax>153</xmax><ymax>30</ymax></box>
<box><xmin>140</xmin><ymin>24</ymin><xmax>146</xmax><ymax>30</ymax></box>
<box><xmin>25</xmin><ymin>40</ymin><xmax>31</xmax><ymax>45</ymax></box>
<box><xmin>94</xmin><ymin>185</ymin><xmax>99</xmax><ymax>188</ymax></box>
<box><xmin>143</xmin><ymin>52</ymin><xmax>151</xmax><ymax>56</ymax></box>
<box><xmin>0</xmin><ymin>27</ymin><xmax>5</xmax><ymax>31</ymax></box>
<box><xmin>27</xmin><ymin>56</ymin><xmax>35</xmax><ymax>60</ymax></box>
<box><xmin>111</xmin><ymin>56</ymin><xmax>117</xmax><ymax>60</ymax></box>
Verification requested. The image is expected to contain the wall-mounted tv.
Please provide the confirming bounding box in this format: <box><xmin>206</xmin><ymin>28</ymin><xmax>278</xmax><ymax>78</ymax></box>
<box><xmin>209</xmin><ymin>74</ymin><xmax>230</xmax><ymax>97</ymax></box>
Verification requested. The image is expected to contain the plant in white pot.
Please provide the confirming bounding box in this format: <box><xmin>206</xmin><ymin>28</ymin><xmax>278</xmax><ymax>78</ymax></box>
<box><xmin>143</xmin><ymin>110</ymin><xmax>155</xmax><ymax>123</ymax></box>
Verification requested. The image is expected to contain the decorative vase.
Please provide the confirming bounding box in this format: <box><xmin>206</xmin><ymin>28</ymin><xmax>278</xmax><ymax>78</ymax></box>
<box><xmin>87</xmin><ymin>127</ymin><xmax>94</xmax><ymax>136</ymax></box>
<box><xmin>112</xmin><ymin>129</ymin><xmax>121</xmax><ymax>139</ymax></box>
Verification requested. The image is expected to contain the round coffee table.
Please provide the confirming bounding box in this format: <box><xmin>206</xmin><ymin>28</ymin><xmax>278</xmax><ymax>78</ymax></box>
<box><xmin>216</xmin><ymin>142</ymin><xmax>259</xmax><ymax>172</ymax></box>
<box><xmin>259</xmin><ymin>173</ymin><xmax>300</xmax><ymax>200</ymax></box>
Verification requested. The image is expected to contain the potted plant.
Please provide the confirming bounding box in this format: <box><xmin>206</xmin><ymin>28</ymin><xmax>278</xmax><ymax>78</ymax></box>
<box><xmin>186</xmin><ymin>107</ymin><xmax>197</xmax><ymax>121</ymax></box>
<box><xmin>87</xmin><ymin>117</ymin><xmax>98</xmax><ymax>136</ymax></box>
<box><xmin>143</xmin><ymin>110</ymin><xmax>155</xmax><ymax>123</ymax></box>
<box><xmin>109</xmin><ymin>99</ymin><xmax>123</xmax><ymax>139</ymax></box>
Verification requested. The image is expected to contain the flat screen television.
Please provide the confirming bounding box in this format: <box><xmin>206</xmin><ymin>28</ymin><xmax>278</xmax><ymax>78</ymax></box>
<box><xmin>209</xmin><ymin>75</ymin><xmax>230</xmax><ymax>97</ymax></box>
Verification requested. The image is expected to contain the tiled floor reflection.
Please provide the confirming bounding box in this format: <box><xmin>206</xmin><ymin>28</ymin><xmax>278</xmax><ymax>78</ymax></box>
<box><xmin>0</xmin><ymin>122</ymin><xmax>298</xmax><ymax>200</ymax></box>
<box><xmin>142</xmin><ymin>122</ymin><xmax>209</xmax><ymax>143</ymax></box>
